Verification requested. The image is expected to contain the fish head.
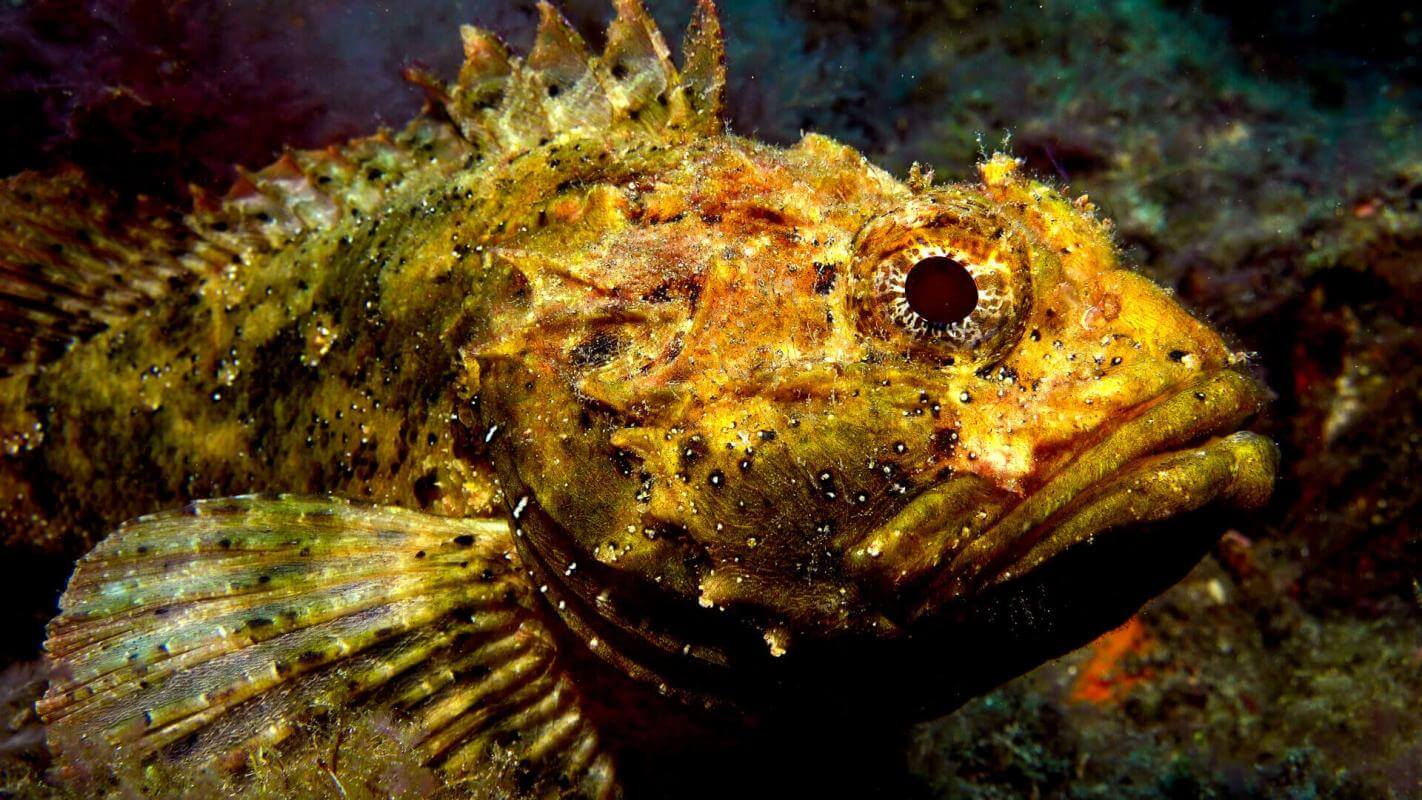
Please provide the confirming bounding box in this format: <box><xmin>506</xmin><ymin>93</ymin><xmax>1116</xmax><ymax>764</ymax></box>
<box><xmin>475</xmin><ymin>135</ymin><xmax>1276</xmax><ymax>710</ymax></box>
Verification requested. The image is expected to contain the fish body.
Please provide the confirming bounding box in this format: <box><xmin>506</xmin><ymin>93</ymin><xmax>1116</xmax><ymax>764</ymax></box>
<box><xmin>0</xmin><ymin>2</ymin><xmax>1276</xmax><ymax>797</ymax></box>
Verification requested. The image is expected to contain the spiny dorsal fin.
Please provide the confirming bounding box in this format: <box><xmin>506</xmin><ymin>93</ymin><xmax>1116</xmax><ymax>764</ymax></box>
<box><xmin>603</xmin><ymin>0</ymin><xmax>679</xmax><ymax>130</ymax></box>
<box><xmin>0</xmin><ymin>115</ymin><xmax>474</xmax><ymax>372</ymax></box>
<box><xmin>0</xmin><ymin>3</ymin><xmax>724</xmax><ymax>373</ymax></box>
<box><xmin>681</xmin><ymin>0</ymin><xmax>728</xmax><ymax>121</ymax></box>
<box><xmin>189</xmin><ymin>115</ymin><xmax>473</xmax><ymax>252</ymax></box>
<box><xmin>429</xmin><ymin>0</ymin><xmax>724</xmax><ymax>156</ymax></box>
<box><xmin>0</xmin><ymin>169</ymin><xmax>207</xmax><ymax>372</ymax></box>
<box><xmin>39</xmin><ymin>495</ymin><xmax>616</xmax><ymax>798</ymax></box>
<box><xmin>530</xmin><ymin>3</ymin><xmax>613</xmax><ymax>132</ymax></box>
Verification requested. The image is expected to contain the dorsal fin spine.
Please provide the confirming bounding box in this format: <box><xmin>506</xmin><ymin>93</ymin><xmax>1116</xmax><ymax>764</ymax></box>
<box><xmin>0</xmin><ymin>2</ymin><xmax>725</xmax><ymax>371</ymax></box>
<box><xmin>681</xmin><ymin>0</ymin><xmax>727</xmax><ymax>123</ymax></box>
<box><xmin>433</xmin><ymin>0</ymin><xmax>723</xmax><ymax>155</ymax></box>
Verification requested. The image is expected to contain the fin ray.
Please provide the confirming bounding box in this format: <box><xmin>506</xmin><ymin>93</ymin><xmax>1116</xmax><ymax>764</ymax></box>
<box><xmin>39</xmin><ymin>495</ymin><xmax>617</xmax><ymax>797</ymax></box>
<box><xmin>0</xmin><ymin>169</ymin><xmax>206</xmax><ymax>370</ymax></box>
<box><xmin>428</xmin><ymin>0</ymin><xmax>722</xmax><ymax>157</ymax></box>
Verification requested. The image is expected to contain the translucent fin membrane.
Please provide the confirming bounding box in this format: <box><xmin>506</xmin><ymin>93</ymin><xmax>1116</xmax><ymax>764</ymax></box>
<box><xmin>39</xmin><ymin>495</ymin><xmax>615</xmax><ymax>798</ymax></box>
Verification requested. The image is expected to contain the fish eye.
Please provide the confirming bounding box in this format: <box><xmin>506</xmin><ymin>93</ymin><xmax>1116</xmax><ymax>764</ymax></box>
<box><xmin>850</xmin><ymin>198</ymin><xmax>1033</xmax><ymax>365</ymax></box>
<box><xmin>903</xmin><ymin>256</ymin><xmax>977</xmax><ymax>326</ymax></box>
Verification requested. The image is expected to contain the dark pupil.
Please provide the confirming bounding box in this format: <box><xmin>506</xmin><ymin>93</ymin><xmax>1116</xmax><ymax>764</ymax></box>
<box><xmin>904</xmin><ymin>256</ymin><xmax>977</xmax><ymax>325</ymax></box>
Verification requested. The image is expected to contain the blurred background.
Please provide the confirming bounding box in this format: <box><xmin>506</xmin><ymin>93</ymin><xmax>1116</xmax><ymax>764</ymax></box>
<box><xmin>1</xmin><ymin>0</ymin><xmax>1419</xmax><ymax>796</ymax></box>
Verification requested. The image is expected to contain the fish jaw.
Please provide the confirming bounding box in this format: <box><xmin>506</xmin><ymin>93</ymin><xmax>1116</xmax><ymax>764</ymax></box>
<box><xmin>843</xmin><ymin>368</ymin><xmax>1276</xmax><ymax>624</ymax></box>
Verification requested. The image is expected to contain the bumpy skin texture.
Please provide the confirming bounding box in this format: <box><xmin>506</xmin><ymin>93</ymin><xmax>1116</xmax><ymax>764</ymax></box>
<box><xmin>0</xmin><ymin>2</ymin><xmax>1276</xmax><ymax>795</ymax></box>
<box><xmin>477</xmin><ymin>139</ymin><xmax>1277</xmax><ymax>715</ymax></box>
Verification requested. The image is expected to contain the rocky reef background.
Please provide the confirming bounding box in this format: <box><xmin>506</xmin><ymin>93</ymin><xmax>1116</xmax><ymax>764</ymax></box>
<box><xmin>2</xmin><ymin>0</ymin><xmax>1419</xmax><ymax>797</ymax></box>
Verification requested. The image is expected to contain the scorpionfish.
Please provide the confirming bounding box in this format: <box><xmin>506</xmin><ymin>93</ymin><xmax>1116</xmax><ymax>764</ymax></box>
<box><xmin>0</xmin><ymin>2</ymin><xmax>1277</xmax><ymax>797</ymax></box>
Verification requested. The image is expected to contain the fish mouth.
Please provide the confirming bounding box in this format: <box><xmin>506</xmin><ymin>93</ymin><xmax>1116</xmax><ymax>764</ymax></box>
<box><xmin>909</xmin><ymin>368</ymin><xmax>1278</xmax><ymax>623</ymax></box>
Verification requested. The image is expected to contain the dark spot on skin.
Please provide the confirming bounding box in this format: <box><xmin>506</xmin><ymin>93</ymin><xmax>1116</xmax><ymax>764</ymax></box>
<box><xmin>1169</xmin><ymin>349</ymin><xmax>1189</xmax><ymax>362</ymax></box>
<box><xmin>453</xmin><ymin>534</ymin><xmax>476</xmax><ymax>547</ymax></box>
<box><xmin>257</xmin><ymin>574</ymin><xmax>271</xmax><ymax>585</ymax></box>
<box><xmin>931</xmin><ymin>428</ymin><xmax>960</xmax><ymax>458</ymax></box>
<box><xmin>758</xmin><ymin>429</ymin><xmax>777</xmax><ymax>442</ymax></box>
<box><xmin>743</xmin><ymin>206</ymin><xmax>788</xmax><ymax>226</ymax></box>
<box><xmin>680</xmin><ymin>435</ymin><xmax>708</xmax><ymax>467</ymax></box>
<box><xmin>414</xmin><ymin>471</ymin><xmax>441</xmax><ymax>508</ymax></box>
<box><xmin>217</xmin><ymin>538</ymin><xmax>232</xmax><ymax>549</ymax></box>
<box><xmin>1194</xmin><ymin>391</ymin><xmax>1208</xmax><ymax>401</ymax></box>
<box><xmin>506</xmin><ymin>269</ymin><xmax>531</xmax><ymax>303</ymax></box>
<box><xmin>651</xmin><ymin>522</ymin><xmax>690</xmax><ymax>542</ymax></box>
<box><xmin>643</xmin><ymin>282</ymin><xmax>673</xmax><ymax>303</ymax></box>
<box><xmin>546</xmin><ymin>83</ymin><xmax>562</xmax><ymax>98</ymax></box>
<box><xmin>298</xmin><ymin>650</ymin><xmax>325</xmax><ymax>665</ymax></box>
<box><xmin>299</xmin><ymin>547</ymin><xmax>312</xmax><ymax>557</ymax></box>
<box><xmin>663</xmin><ymin>336</ymin><xmax>684</xmax><ymax>363</ymax></box>
<box><xmin>611</xmin><ymin>447</ymin><xmax>640</xmax><ymax>477</ymax></box>
<box><xmin>247</xmin><ymin>617</ymin><xmax>274</xmax><ymax>629</ymax></box>
<box><xmin>570</xmin><ymin>330</ymin><xmax>622</xmax><ymax>369</ymax></box>
<box><xmin>812</xmin><ymin>262</ymin><xmax>837</xmax><ymax>294</ymax></box>
<box><xmin>415</xmin><ymin>550</ymin><xmax>426</xmax><ymax>559</ymax></box>
<box><xmin>451</xmin><ymin>413</ymin><xmax>486</xmax><ymax>463</ymax></box>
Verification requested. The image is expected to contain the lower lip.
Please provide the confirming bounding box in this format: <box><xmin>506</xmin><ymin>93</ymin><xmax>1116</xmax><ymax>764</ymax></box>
<box><xmin>912</xmin><ymin>369</ymin><xmax>1274</xmax><ymax>620</ymax></box>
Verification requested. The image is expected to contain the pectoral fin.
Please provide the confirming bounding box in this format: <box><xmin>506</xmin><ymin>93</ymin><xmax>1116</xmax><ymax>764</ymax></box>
<box><xmin>38</xmin><ymin>495</ymin><xmax>616</xmax><ymax>798</ymax></box>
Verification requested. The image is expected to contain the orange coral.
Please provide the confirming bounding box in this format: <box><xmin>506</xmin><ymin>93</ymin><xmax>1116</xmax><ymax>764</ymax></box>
<box><xmin>1070</xmin><ymin>616</ymin><xmax>1155</xmax><ymax>705</ymax></box>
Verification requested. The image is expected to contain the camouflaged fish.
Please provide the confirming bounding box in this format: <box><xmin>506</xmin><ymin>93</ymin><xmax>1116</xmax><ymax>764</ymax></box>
<box><xmin>0</xmin><ymin>1</ymin><xmax>1278</xmax><ymax>797</ymax></box>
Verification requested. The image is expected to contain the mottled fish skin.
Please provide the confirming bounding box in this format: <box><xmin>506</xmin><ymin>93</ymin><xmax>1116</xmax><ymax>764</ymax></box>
<box><xmin>0</xmin><ymin>108</ymin><xmax>699</xmax><ymax>556</ymax></box>
<box><xmin>2</xmin><ymin>139</ymin><xmax>501</xmax><ymax>551</ymax></box>
<box><xmin>0</xmin><ymin>0</ymin><xmax>1278</xmax><ymax>795</ymax></box>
